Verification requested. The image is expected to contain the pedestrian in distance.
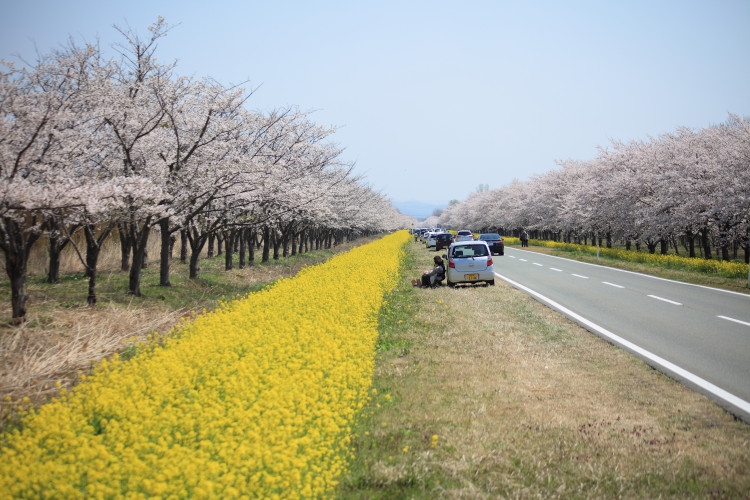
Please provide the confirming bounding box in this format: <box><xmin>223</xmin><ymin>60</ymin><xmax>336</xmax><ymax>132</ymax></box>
<box><xmin>521</xmin><ymin>230</ymin><xmax>529</xmax><ymax>247</ymax></box>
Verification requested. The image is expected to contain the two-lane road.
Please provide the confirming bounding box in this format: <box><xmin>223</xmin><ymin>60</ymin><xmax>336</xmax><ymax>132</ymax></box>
<box><xmin>495</xmin><ymin>247</ymin><xmax>750</xmax><ymax>421</ymax></box>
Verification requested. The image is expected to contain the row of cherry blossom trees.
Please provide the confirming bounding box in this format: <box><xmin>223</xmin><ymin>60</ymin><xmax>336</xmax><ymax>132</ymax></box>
<box><xmin>438</xmin><ymin>115</ymin><xmax>750</xmax><ymax>262</ymax></box>
<box><xmin>1</xmin><ymin>19</ymin><xmax>413</xmax><ymax>323</ymax></box>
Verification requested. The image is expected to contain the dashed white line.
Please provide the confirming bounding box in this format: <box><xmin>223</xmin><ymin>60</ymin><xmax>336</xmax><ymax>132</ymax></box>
<box><xmin>533</xmin><ymin>263</ymin><xmax>543</xmax><ymax>267</ymax></box>
<box><xmin>519</xmin><ymin>258</ymin><xmax>528</xmax><ymax>262</ymax></box>
<box><xmin>572</xmin><ymin>274</ymin><xmax>589</xmax><ymax>279</ymax></box>
<box><xmin>718</xmin><ymin>315</ymin><xmax>750</xmax><ymax>327</ymax></box>
<box><xmin>550</xmin><ymin>268</ymin><xmax>562</xmax><ymax>272</ymax></box>
<box><xmin>648</xmin><ymin>295</ymin><xmax>683</xmax><ymax>306</ymax></box>
<box><xmin>602</xmin><ymin>282</ymin><xmax>624</xmax><ymax>289</ymax></box>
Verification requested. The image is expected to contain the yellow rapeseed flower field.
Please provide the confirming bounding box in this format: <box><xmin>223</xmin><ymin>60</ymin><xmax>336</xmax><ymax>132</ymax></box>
<box><xmin>0</xmin><ymin>231</ymin><xmax>410</xmax><ymax>499</ymax></box>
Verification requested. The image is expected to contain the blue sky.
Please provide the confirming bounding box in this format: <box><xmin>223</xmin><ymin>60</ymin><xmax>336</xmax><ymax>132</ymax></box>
<box><xmin>2</xmin><ymin>1</ymin><xmax>749</xmax><ymax>209</ymax></box>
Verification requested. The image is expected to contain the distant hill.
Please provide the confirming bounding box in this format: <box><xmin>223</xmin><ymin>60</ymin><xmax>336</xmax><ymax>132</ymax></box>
<box><xmin>392</xmin><ymin>200</ymin><xmax>445</xmax><ymax>220</ymax></box>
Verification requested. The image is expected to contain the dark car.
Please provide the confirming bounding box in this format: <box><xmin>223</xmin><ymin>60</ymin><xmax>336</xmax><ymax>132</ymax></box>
<box><xmin>478</xmin><ymin>233</ymin><xmax>504</xmax><ymax>255</ymax></box>
<box><xmin>434</xmin><ymin>232</ymin><xmax>454</xmax><ymax>251</ymax></box>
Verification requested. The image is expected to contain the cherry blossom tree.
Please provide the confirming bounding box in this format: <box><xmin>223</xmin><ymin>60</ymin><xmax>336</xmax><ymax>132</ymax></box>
<box><xmin>0</xmin><ymin>43</ymin><xmax>105</xmax><ymax>322</ymax></box>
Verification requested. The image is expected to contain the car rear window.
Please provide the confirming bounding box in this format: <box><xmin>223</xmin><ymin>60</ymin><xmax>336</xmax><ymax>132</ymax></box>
<box><xmin>452</xmin><ymin>245</ymin><xmax>488</xmax><ymax>258</ymax></box>
<box><xmin>480</xmin><ymin>234</ymin><xmax>501</xmax><ymax>240</ymax></box>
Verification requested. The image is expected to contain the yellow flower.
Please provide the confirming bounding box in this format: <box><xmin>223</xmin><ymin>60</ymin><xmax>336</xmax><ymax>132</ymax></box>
<box><xmin>0</xmin><ymin>231</ymin><xmax>412</xmax><ymax>498</ymax></box>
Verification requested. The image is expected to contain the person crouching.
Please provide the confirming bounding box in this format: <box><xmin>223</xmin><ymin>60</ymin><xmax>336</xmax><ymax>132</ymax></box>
<box><xmin>412</xmin><ymin>256</ymin><xmax>445</xmax><ymax>288</ymax></box>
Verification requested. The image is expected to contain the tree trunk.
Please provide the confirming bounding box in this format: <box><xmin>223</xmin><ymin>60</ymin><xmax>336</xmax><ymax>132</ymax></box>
<box><xmin>700</xmin><ymin>227</ymin><xmax>712</xmax><ymax>260</ymax></box>
<box><xmin>159</xmin><ymin>218</ymin><xmax>172</xmax><ymax>287</ymax></box>
<box><xmin>48</xmin><ymin>232</ymin><xmax>62</xmax><ymax>283</ymax></box>
<box><xmin>180</xmin><ymin>229</ymin><xmax>188</xmax><ymax>264</ymax></box>
<box><xmin>128</xmin><ymin>222</ymin><xmax>151</xmax><ymax>297</ymax></box>
<box><xmin>686</xmin><ymin>229</ymin><xmax>696</xmax><ymax>258</ymax></box>
<box><xmin>238</xmin><ymin>228</ymin><xmax>247</xmax><ymax>269</ymax></box>
<box><xmin>118</xmin><ymin>224</ymin><xmax>132</xmax><ymax>271</ymax></box>
<box><xmin>282</xmin><ymin>233</ymin><xmax>290</xmax><ymax>257</ymax></box>
<box><xmin>216</xmin><ymin>232</ymin><xmax>224</xmax><ymax>256</ymax></box>
<box><xmin>1</xmin><ymin>218</ymin><xmax>42</xmax><ymax>323</ymax></box>
<box><xmin>84</xmin><ymin>224</ymin><xmax>113</xmax><ymax>306</ymax></box>
<box><xmin>187</xmin><ymin>227</ymin><xmax>208</xmax><ymax>280</ymax></box>
<box><xmin>224</xmin><ymin>229</ymin><xmax>235</xmax><ymax>271</ymax></box>
<box><xmin>207</xmin><ymin>232</ymin><xmax>215</xmax><ymax>258</ymax></box>
<box><xmin>262</xmin><ymin>226</ymin><xmax>270</xmax><ymax>262</ymax></box>
<box><xmin>248</xmin><ymin>229</ymin><xmax>256</xmax><ymax>266</ymax></box>
<box><xmin>46</xmin><ymin>216</ymin><xmax>74</xmax><ymax>283</ymax></box>
<box><xmin>9</xmin><ymin>260</ymin><xmax>29</xmax><ymax>324</ymax></box>
<box><xmin>189</xmin><ymin>247</ymin><xmax>201</xmax><ymax>279</ymax></box>
<box><xmin>273</xmin><ymin>230</ymin><xmax>280</xmax><ymax>260</ymax></box>
<box><xmin>660</xmin><ymin>239</ymin><xmax>668</xmax><ymax>255</ymax></box>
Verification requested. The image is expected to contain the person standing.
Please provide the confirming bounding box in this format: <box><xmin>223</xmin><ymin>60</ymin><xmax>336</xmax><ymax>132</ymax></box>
<box><xmin>521</xmin><ymin>230</ymin><xmax>529</xmax><ymax>247</ymax></box>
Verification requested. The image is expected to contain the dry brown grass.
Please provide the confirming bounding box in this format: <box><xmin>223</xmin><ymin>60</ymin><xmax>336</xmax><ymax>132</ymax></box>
<box><xmin>346</xmin><ymin>241</ymin><xmax>750</xmax><ymax>499</ymax></box>
<box><xmin>0</xmin><ymin>304</ymin><xmax>186</xmax><ymax>402</ymax></box>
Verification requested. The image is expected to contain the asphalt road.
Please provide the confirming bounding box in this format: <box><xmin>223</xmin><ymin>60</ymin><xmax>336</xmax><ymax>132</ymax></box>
<box><xmin>494</xmin><ymin>247</ymin><xmax>750</xmax><ymax>422</ymax></box>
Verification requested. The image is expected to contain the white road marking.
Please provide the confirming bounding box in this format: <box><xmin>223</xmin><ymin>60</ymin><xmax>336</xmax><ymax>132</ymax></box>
<box><xmin>572</xmin><ymin>274</ymin><xmax>589</xmax><ymax>279</ymax></box>
<box><xmin>718</xmin><ymin>315</ymin><xmax>750</xmax><ymax>327</ymax></box>
<box><xmin>648</xmin><ymin>295</ymin><xmax>683</xmax><ymax>306</ymax></box>
<box><xmin>533</xmin><ymin>263</ymin><xmax>543</xmax><ymax>267</ymax></box>
<box><xmin>494</xmin><ymin>271</ymin><xmax>750</xmax><ymax>421</ymax></box>
<box><xmin>510</xmin><ymin>247</ymin><xmax>750</xmax><ymax>298</ymax></box>
<box><xmin>519</xmin><ymin>258</ymin><xmax>528</xmax><ymax>262</ymax></box>
<box><xmin>602</xmin><ymin>282</ymin><xmax>624</xmax><ymax>288</ymax></box>
<box><xmin>550</xmin><ymin>268</ymin><xmax>562</xmax><ymax>272</ymax></box>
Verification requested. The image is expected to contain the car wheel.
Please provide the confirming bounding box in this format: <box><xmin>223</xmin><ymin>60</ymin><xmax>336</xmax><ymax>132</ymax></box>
<box><xmin>447</xmin><ymin>280</ymin><xmax>455</xmax><ymax>288</ymax></box>
<box><xmin>487</xmin><ymin>279</ymin><xmax>495</xmax><ymax>286</ymax></box>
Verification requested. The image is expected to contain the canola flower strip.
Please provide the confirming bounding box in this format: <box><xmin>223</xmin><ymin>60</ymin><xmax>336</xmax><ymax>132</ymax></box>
<box><xmin>0</xmin><ymin>231</ymin><xmax>411</xmax><ymax>499</ymax></box>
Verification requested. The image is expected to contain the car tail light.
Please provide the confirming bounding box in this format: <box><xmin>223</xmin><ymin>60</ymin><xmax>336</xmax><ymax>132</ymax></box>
<box><xmin>449</xmin><ymin>260</ymin><xmax>455</xmax><ymax>268</ymax></box>
<box><xmin>487</xmin><ymin>256</ymin><xmax>493</xmax><ymax>266</ymax></box>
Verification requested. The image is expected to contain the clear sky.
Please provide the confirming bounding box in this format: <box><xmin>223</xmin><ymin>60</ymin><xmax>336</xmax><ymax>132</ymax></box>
<box><xmin>2</xmin><ymin>0</ymin><xmax>749</xmax><ymax>208</ymax></box>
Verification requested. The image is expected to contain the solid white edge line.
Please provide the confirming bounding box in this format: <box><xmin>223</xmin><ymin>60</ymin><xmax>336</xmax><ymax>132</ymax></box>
<box><xmin>648</xmin><ymin>295</ymin><xmax>683</xmax><ymax>306</ymax></box>
<box><xmin>495</xmin><ymin>271</ymin><xmax>750</xmax><ymax>419</ymax></box>
<box><xmin>602</xmin><ymin>281</ymin><xmax>624</xmax><ymax>288</ymax></box>
<box><xmin>718</xmin><ymin>315</ymin><xmax>750</xmax><ymax>327</ymax></box>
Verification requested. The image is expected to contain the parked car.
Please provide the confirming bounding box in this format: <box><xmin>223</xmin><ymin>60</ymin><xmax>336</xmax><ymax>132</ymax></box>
<box><xmin>454</xmin><ymin>230</ymin><xmax>474</xmax><ymax>242</ymax></box>
<box><xmin>478</xmin><ymin>233</ymin><xmax>504</xmax><ymax>255</ymax></box>
<box><xmin>443</xmin><ymin>241</ymin><xmax>494</xmax><ymax>286</ymax></box>
<box><xmin>433</xmin><ymin>232</ymin><xmax>454</xmax><ymax>251</ymax></box>
<box><xmin>426</xmin><ymin>232</ymin><xmax>439</xmax><ymax>248</ymax></box>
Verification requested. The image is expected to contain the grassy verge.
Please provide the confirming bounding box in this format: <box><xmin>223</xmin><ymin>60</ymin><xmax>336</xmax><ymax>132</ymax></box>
<box><xmin>340</xmin><ymin>241</ymin><xmax>750</xmax><ymax>498</ymax></box>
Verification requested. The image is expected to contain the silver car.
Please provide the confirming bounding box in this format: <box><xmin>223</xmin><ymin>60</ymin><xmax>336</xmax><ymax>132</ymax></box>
<box><xmin>425</xmin><ymin>232</ymin><xmax>438</xmax><ymax>248</ymax></box>
<box><xmin>454</xmin><ymin>230</ymin><xmax>474</xmax><ymax>242</ymax></box>
<box><xmin>444</xmin><ymin>241</ymin><xmax>495</xmax><ymax>286</ymax></box>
